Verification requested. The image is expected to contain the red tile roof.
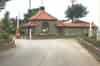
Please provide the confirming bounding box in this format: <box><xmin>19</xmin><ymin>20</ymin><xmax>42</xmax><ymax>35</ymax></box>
<box><xmin>56</xmin><ymin>22</ymin><xmax>65</xmax><ymax>27</ymax></box>
<box><xmin>29</xmin><ymin>10</ymin><xmax>57</xmax><ymax>20</ymax></box>
<box><xmin>24</xmin><ymin>21</ymin><xmax>36</xmax><ymax>27</ymax></box>
<box><xmin>56</xmin><ymin>21</ymin><xmax>96</xmax><ymax>27</ymax></box>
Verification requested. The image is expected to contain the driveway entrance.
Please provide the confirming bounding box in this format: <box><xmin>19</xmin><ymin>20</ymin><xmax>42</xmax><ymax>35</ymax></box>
<box><xmin>0</xmin><ymin>39</ymin><xmax>99</xmax><ymax>66</ymax></box>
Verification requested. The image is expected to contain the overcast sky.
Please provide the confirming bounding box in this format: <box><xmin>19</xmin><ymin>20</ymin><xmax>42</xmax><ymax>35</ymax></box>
<box><xmin>0</xmin><ymin>0</ymin><xmax>99</xmax><ymax>27</ymax></box>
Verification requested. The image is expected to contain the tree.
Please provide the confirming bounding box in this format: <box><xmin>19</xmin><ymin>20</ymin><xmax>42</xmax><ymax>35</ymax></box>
<box><xmin>2</xmin><ymin>11</ymin><xmax>15</xmax><ymax>34</ymax></box>
<box><xmin>0</xmin><ymin>11</ymin><xmax>11</xmax><ymax>40</ymax></box>
<box><xmin>24</xmin><ymin>8</ymin><xmax>39</xmax><ymax>22</ymax></box>
<box><xmin>19</xmin><ymin>8</ymin><xmax>39</xmax><ymax>35</ymax></box>
<box><xmin>0</xmin><ymin>11</ymin><xmax>16</xmax><ymax>49</ymax></box>
<box><xmin>2</xmin><ymin>11</ymin><xmax>10</xmax><ymax>33</ymax></box>
<box><xmin>65</xmin><ymin>4</ymin><xmax>89</xmax><ymax>22</ymax></box>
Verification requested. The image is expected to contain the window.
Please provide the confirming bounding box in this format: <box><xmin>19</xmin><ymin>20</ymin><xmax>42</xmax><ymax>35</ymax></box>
<box><xmin>41</xmin><ymin>22</ymin><xmax>49</xmax><ymax>33</ymax></box>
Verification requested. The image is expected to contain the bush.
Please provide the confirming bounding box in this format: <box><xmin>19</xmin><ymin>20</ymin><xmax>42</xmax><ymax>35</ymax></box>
<box><xmin>0</xmin><ymin>32</ymin><xmax>9</xmax><ymax>39</ymax></box>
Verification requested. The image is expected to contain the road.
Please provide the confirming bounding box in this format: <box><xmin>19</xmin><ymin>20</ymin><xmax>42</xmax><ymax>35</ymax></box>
<box><xmin>0</xmin><ymin>39</ymin><xmax>99</xmax><ymax>66</ymax></box>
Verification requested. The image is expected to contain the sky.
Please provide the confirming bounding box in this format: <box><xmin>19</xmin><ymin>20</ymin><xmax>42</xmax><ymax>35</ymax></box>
<box><xmin>0</xmin><ymin>0</ymin><xmax>99</xmax><ymax>27</ymax></box>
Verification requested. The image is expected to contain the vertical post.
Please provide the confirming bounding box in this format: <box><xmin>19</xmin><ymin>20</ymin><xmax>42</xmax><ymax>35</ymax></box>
<box><xmin>17</xmin><ymin>16</ymin><xmax>19</xmax><ymax>28</ymax></box>
<box><xmin>16</xmin><ymin>16</ymin><xmax>20</xmax><ymax>39</ymax></box>
<box><xmin>88</xmin><ymin>22</ymin><xmax>92</xmax><ymax>37</ymax></box>
<box><xmin>26</xmin><ymin>28</ymin><xmax>29</xmax><ymax>39</ymax></box>
<box><xmin>29</xmin><ymin>28</ymin><xmax>32</xmax><ymax>40</ymax></box>
<box><xmin>25</xmin><ymin>28</ymin><xmax>27</xmax><ymax>39</ymax></box>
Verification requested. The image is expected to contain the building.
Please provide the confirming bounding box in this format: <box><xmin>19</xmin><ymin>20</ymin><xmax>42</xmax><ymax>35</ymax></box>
<box><xmin>24</xmin><ymin>7</ymin><xmax>97</xmax><ymax>39</ymax></box>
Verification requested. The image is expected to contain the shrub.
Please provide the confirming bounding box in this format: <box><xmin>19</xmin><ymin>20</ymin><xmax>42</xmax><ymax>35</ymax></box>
<box><xmin>0</xmin><ymin>32</ymin><xmax>9</xmax><ymax>39</ymax></box>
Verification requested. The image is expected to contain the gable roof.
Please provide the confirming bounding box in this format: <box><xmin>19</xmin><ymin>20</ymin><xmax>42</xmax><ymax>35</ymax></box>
<box><xmin>29</xmin><ymin>10</ymin><xmax>57</xmax><ymax>20</ymax></box>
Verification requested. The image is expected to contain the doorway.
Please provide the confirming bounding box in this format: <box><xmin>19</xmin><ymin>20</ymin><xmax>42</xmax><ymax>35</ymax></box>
<box><xmin>41</xmin><ymin>22</ymin><xmax>49</xmax><ymax>33</ymax></box>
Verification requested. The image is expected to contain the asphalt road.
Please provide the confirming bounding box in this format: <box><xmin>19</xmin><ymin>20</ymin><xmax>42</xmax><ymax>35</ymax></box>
<box><xmin>0</xmin><ymin>39</ymin><xmax>99</xmax><ymax>66</ymax></box>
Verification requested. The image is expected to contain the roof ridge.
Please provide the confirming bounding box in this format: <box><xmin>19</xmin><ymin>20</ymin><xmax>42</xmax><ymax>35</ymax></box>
<box><xmin>29</xmin><ymin>10</ymin><xmax>57</xmax><ymax>20</ymax></box>
<box><xmin>34</xmin><ymin>11</ymin><xmax>43</xmax><ymax>19</ymax></box>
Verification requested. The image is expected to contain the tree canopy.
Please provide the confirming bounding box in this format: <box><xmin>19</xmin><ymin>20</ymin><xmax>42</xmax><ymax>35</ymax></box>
<box><xmin>2</xmin><ymin>11</ymin><xmax>15</xmax><ymax>34</ymax></box>
<box><xmin>24</xmin><ymin>8</ymin><xmax>39</xmax><ymax>22</ymax></box>
<box><xmin>65</xmin><ymin>4</ymin><xmax>89</xmax><ymax>22</ymax></box>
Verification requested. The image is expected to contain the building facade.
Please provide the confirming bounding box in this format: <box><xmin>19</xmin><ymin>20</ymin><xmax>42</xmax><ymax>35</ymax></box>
<box><xmin>24</xmin><ymin>7</ymin><xmax>97</xmax><ymax>39</ymax></box>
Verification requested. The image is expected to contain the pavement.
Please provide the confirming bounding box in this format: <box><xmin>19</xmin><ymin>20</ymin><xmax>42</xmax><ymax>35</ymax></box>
<box><xmin>0</xmin><ymin>39</ymin><xmax>99</xmax><ymax>66</ymax></box>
